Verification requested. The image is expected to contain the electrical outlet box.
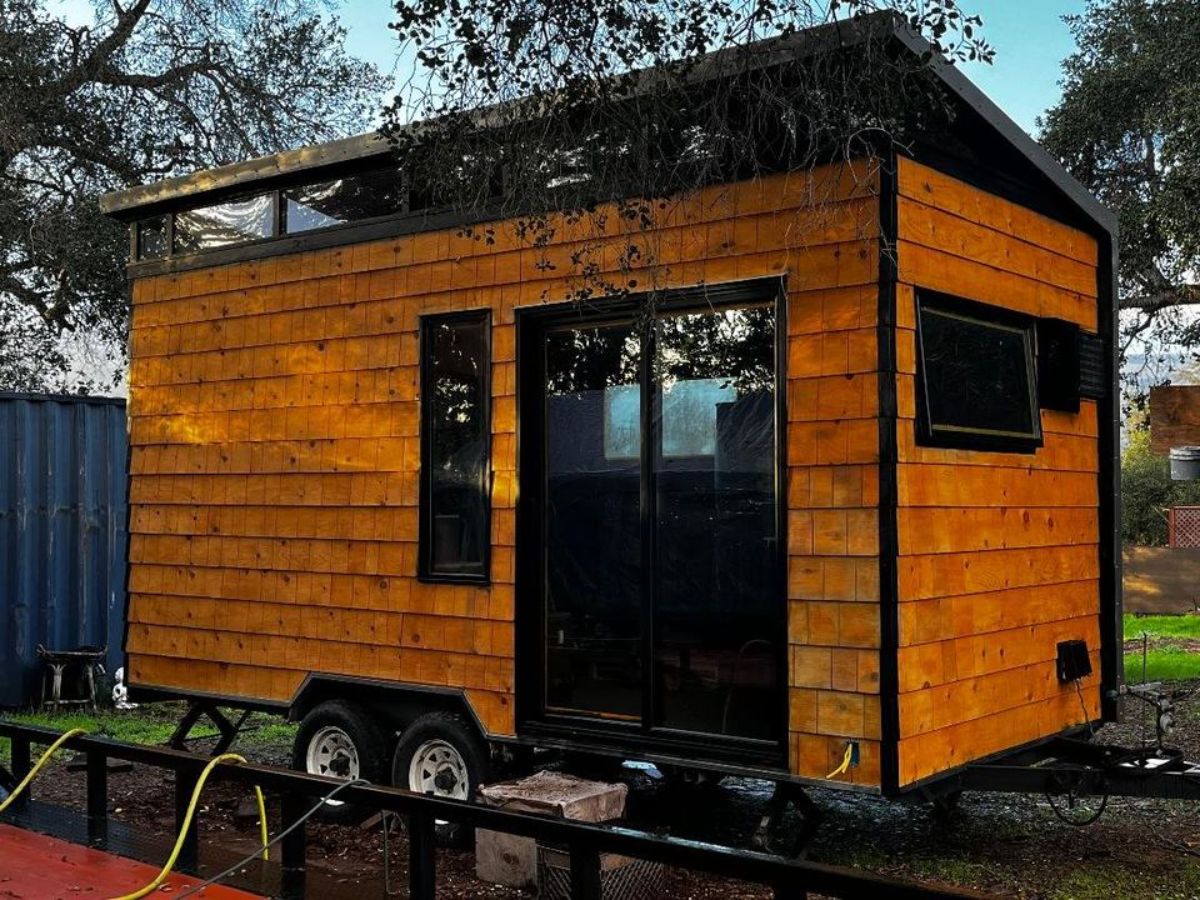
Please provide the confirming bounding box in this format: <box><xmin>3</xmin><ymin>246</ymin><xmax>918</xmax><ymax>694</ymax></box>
<box><xmin>1056</xmin><ymin>639</ymin><xmax>1092</xmax><ymax>682</ymax></box>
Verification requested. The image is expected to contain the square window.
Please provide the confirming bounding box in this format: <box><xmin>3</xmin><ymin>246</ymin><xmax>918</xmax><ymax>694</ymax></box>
<box><xmin>916</xmin><ymin>292</ymin><xmax>1042</xmax><ymax>453</ymax></box>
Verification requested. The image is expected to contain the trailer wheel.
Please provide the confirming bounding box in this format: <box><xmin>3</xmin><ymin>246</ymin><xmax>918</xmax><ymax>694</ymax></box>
<box><xmin>292</xmin><ymin>700</ymin><xmax>389</xmax><ymax>824</ymax></box>
<box><xmin>392</xmin><ymin>712</ymin><xmax>487</xmax><ymax>845</ymax></box>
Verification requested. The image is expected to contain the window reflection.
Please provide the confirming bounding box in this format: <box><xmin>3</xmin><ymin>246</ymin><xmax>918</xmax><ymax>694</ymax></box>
<box><xmin>173</xmin><ymin>194</ymin><xmax>275</xmax><ymax>253</ymax></box>
<box><xmin>421</xmin><ymin>313</ymin><xmax>490</xmax><ymax>578</ymax></box>
<box><xmin>545</xmin><ymin>324</ymin><xmax>643</xmax><ymax>718</ymax></box>
<box><xmin>603</xmin><ymin>384</ymin><xmax>640</xmax><ymax>460</ymax></box>
<box><xmin>136</xmin><ymin>216</ymin><xmax>169</xmax><ymax>260</ymax></box>
<box><xmin>283</xmin><ymin>168</ymin><xmax>405</xmax><ymax>233</ymax></box>
<box><xmin>918</xmin><ymin>298</ymin><xmax>1040</xmax><ymax>449</ymax></box>
<box><xmin>654</xmin><ymin>305</ymin><xmax>778</xmax><ymax>741</ymax></box>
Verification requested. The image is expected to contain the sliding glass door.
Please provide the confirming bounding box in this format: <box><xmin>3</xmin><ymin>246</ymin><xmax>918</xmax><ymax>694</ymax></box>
<box><xmin>521</xmin><ymin>284</ymin><xmax>784</xmax><ymax>753</ymax></box>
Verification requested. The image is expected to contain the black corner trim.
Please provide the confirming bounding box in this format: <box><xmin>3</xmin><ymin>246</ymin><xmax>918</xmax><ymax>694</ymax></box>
<box><xmin>1097</xmin><ymin>231</ymin><xmax>1122</xmax><ymax>721</ymax></box>
<box><xmin>877</xmin><ymin>150</ymin><xmax>902</xmax><ymax>797</ymax></box>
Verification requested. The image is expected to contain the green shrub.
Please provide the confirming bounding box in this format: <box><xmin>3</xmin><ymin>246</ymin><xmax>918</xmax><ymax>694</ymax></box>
<box><xmin>1121</xmin><ymin>429</ymin><xmax>1200</xmax><ymax>545</ymax></box>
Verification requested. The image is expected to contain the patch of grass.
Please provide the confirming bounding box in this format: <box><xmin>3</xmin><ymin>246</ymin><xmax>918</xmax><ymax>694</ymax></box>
<box><xmin>1123</xmin><ymin>613</ymin><xmax>1200</xmax><ymax>639</ymax></box>
<box><xmin>810</xmin><ymin>843</ymin><xmax>890</xmax><ymax>871</ymax></box>
<box><xmin>906</xmin><ymin>856</ymin><xmax>995</xmax><ymax>886</ymax></box>
<box><xmin>1122</xmin><ymin>613</ymin><xmax>1200</xmax><ymax>683</ymax></box>
<box><xmin>0</xmin><ymin>705</ymin><xmax>207</xmax><ymax>768</ymax></box>
<box><xmin>1124</xmin><ymin>648</ymin><xmax>1200</xmax><ymax>683</ymax></box>
<box><xmin>1052</xmin><ymin>861</ymin><xmax>1200</xmax><ymax>900</ymax></box>
<box><xmin>0</xmin><ymin>705</ymin><xmax>296</xmax><ymax>768</ymax></box>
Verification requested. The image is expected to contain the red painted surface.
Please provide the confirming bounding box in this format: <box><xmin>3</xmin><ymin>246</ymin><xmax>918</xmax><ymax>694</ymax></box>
<box><xmin>0</xmin><ymin>823</ymin><xmax>260</xmax><ymax>899</ymax></box>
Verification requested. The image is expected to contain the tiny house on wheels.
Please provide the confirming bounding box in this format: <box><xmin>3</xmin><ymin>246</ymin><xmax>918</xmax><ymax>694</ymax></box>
<box><xmin>102</xmin><ymin>17</ymin><xmax>1119</xmax><ymax>808</ymax></box>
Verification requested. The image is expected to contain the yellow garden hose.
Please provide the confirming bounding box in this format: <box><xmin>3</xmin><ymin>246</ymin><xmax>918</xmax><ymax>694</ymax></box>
<box><xmin>109</xmin><ymin>752</ymin><xmax>269</xmax><ymax>900</ymax></box>
<box><xmin>0</xmin><ymin>728</ymin><xmax>269</xmax><ymax>899</ymax></box>
<box><xmin>0</xmin><ymin>727</ymin><xmax>88</xmax><ymax>814</ymax></box>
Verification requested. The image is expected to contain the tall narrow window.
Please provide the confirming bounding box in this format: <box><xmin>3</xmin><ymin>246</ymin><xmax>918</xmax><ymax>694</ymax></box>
<box><xmin>136</xmin><ymin>216</ymin><xmax>169</xmax><ymax>260</ymax></box>
<box><xmin>420</xmin><ymin>311</ymin><xmax>491</xmax><ymax>581</ymax></box>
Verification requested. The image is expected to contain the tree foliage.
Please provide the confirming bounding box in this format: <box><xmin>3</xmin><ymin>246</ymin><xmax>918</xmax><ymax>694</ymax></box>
<box><xmin>0</xmin><ymin>0</ymin><xmax>384</xmax><ymax>392</ymax></box>
<box><xmin>382</xmin><ymin>0</ymin><xmax>991</xmax><ymax>299</ymax></box>
<box><xmin>1121</xmin><ymin>428</ymin><xmax>1200</xmax><ymax>546</ymax></box>
<box><xmin>1041</xmin><ymin>0</ymin><xmax>1200</xmax><ymax>397</ymax></box>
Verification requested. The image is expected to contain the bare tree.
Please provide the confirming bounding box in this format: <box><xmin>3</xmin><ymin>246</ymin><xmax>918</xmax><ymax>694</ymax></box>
<box><xmin>0</xmin><ymin>0</ymin><xmax>385</xmax><ymax>391</ymax></box>
<box><xmin>381</xmin><ymin>0</ymin><xmax>991</xmax><ymax>305</ymax></box>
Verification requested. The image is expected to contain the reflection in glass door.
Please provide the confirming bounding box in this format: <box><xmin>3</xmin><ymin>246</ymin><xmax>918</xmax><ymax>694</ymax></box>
<box><xmin>543</xmin><ymin>323</ymin><xmax>643</xmax><ymax>719</ymax></box>
<box><xmin>653</xmin><ymin>306</ymin><xmax>779</xmax><ymax>741</ymax></box>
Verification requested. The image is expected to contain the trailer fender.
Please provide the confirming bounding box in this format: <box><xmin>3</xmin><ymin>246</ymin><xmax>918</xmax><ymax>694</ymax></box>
<box><xmin>287</xmin><ymin>674</ymin><xmax>490</xmax><ymax>741</ymax></box>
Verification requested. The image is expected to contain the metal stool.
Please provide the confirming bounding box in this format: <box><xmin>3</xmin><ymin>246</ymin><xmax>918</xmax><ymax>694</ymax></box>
<box><xmin>37</xmin><ymin>645</ymin><xmax>106</xmax><ymax>711</ymax></box>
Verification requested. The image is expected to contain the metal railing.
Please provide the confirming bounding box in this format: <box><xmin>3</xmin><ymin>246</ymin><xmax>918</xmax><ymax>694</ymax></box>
<box><xmin>0</xmin><ymin>722</ymin><xmax>988</xmax><ymax>900</ymax></box>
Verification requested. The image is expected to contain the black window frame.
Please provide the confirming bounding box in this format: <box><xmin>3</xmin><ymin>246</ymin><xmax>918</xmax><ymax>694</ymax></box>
<box><xmin>915</xmin><ymin>290</ymin><xmax>1043</xmax><ymax>454</ymax></box>
<box><xmin>418</xmin><ymin>309</ymin><xmax>493</xmax><ymax>584</ymax></box>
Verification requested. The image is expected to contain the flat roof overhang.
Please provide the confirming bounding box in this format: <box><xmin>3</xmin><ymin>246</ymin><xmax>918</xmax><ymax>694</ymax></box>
<box><xmin>99</xmin><ymin>11</ymin><xmax>1115</xmax><ymax>239</ymax></box>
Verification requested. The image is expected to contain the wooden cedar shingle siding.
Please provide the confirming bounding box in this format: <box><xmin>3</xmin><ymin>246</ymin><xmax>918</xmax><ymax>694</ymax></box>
<box><xmin>786</xmin><ymin>274</ymin><xmax>884</xmax><ymax>787</ymax></box>
<box><xmin>892</xmin><ymin>157</ymin><xmax>1102</xmax><ymax>787</ymax></box>
<box><xmin>124</xmin><ymin>162</ymin><xmax>886</xmax><ymax>784</ymax></box>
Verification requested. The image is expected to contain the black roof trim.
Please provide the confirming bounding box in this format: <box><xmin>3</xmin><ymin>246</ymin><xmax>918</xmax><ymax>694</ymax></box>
<box><xmin>887</xmin><ymin>25</ymin><xmax>1116</xmax><ymax>235</ymax></box>
<box><xmin>0</xmin><ymin>391</ymin><xmax>127</xmax><ymax>406</ymax></box>
<box><xmin>99</xmin><ymin>11</ymin><xmax>1114</xmax><ymax>238</ymax></box>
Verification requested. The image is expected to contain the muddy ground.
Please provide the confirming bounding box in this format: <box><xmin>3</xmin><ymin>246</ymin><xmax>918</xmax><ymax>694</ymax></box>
<box><xmin>8</xmin><ymin>685</ymin><xmax>1200</xmax><ymax>900</ymax></box>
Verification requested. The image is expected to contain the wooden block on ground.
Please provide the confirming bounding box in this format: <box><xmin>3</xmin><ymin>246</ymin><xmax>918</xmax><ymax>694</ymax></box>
<box><xmin>476</xmin><ymin>772</ymin><xmax>628</xmax><ymax>889</ymax></box>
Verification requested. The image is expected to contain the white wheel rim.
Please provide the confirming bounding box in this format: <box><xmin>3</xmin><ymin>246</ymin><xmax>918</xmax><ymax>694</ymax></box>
<box><xmin>306</xmin><ymin>725</ymin><xmax>360</xmax><ymax>806</ymax></box>
<box><xmin>408</xmin><ymin>739</ymin><xmax>470</xmax><ymax>801</ymax></box>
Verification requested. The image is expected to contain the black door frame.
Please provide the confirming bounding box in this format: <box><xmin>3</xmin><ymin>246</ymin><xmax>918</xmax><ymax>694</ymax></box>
<box><xmin>514</xmin><ymin>277</ymin><xmax>789</xmax><ymax>769</ymax></box>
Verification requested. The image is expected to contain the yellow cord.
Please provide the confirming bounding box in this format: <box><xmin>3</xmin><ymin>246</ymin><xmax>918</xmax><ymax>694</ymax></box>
<box><xmin>0</xmin><ymin>728</ymin><xmax>268</xmax><ymax>898</ymax></box>
<box><xmin>108</xmin><ymin>753</ymin><xmax>269</xmax><ymax>900</ymax></box>
<box><xmin>825</xmin><ymin>742</ymin><xmax>854</xmax><ymax>780</ymax></box>
<box><xmin>0</xmin><ymin>727</ymin><xmax>88</xmax><ymax>814</ymax></box>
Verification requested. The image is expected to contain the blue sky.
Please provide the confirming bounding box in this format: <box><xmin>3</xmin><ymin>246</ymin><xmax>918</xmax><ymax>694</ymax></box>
<box><xmin>50</xmin><ymin>0</ymin><xmax>1085</xmax><ymax>137</ymax></box>
<box><xmin>340</xmin><ymin>0</ymin><xmax>1087</xmax><ymax>135</ymax></box>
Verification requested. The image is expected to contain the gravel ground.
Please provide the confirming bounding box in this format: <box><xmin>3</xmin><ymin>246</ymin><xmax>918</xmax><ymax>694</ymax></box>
<box><xmin>7</xmin><ymin>685</ymin><xmax>1200</xmax><ymax>900</ymax></box>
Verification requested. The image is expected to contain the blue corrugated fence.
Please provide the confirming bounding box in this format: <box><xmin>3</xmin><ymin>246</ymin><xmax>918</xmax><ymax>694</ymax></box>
<box><xmin>0</xmin><ymin>394</ymin><xmax>127</xmax><ymax>707</ymax></box>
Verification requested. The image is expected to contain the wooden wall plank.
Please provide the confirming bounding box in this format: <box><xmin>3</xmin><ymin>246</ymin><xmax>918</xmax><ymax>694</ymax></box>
<box><xmin>898</xmin><ymin>580</ymin><xmax>1100</xmax><ymax>647</ymax></box>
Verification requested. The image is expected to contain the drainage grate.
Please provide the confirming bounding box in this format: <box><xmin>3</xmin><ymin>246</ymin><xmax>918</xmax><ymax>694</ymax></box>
<box><xmin>538</xmin><ymin>844</ymin><xmax>667</xmax><ymax>900</ymax></box>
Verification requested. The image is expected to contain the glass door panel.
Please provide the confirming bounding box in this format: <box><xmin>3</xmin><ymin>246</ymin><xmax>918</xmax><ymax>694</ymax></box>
<box><xmin>652</xmin><ymin>305</ymin><xmax>780</xmax><ymax>740</ymax></box>
<box><xmin>543</xmin><ymin>323</ymin><xmax>643</xmax><ymax>719</ymax></box>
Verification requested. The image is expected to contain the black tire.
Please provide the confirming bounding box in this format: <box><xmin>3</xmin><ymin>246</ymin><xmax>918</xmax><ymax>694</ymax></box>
<box><xmin>391</xmin><ymin>712</ymin><xmax>488</xmax><ymax>845</ymax></box>
<box><xmin>292</xmin><ymin>700</ymin><xmax>390</xmax><ymax>824</ymax></box>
